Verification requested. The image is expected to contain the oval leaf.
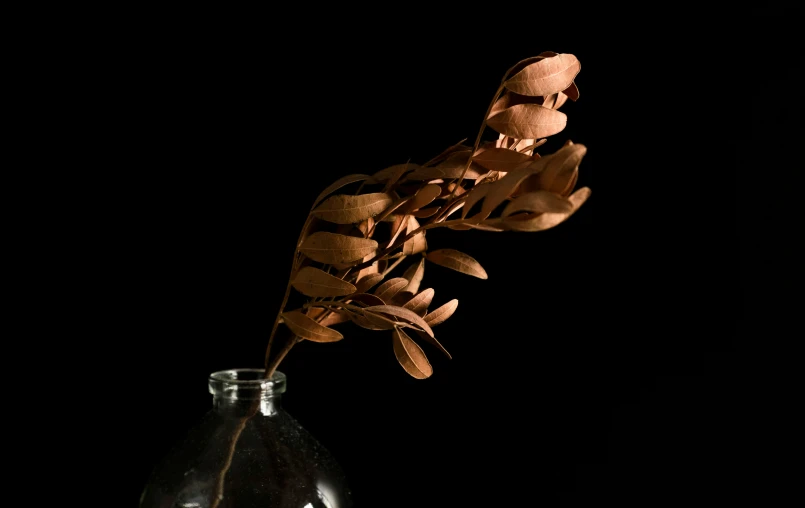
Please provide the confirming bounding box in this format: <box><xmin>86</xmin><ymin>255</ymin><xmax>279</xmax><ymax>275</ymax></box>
<box><xmin>347</xmin><ymin>292</ymin><xmax>386</xmax><ymax>307</ymax></box>
<box><xmin>355</xmin><ymin>272</ymin><xmax>384</xmax><ymax>293</ymax></box>
<box><xmin>282</xmin><ymin>310</ymin><xmax>343</xmax><ymax>343</ymax></box>
<box><xmin>479</xmin><ymin>164</ymin><xmax>542</xmax><ymax>219</ymax></box>
<box><xmin>426</xmin><ymin>249</ymin><xmax>488</xmax><ymax>280</ymax></box>
<box><xmin>532</xmin><ymin>143</ymin><xmax>586</xmax><ymax>194</ymax></box>
<box><xmin>414</xmin><ymin>329</ymin><xmax>452</xmax><ymax>360</ymax></box>
<box><xmin>391</xmin><ymin>290</ymin><xmax>416</xmax><ymax>306</ymax></box>
<box><xmin>423</xmin><ymin>299</ymin><xmax>459</xmax><ymax>327</ymax></box>
<box><xmin>462</xmin><ymin>183</ymin><xmax>492</xmax><ymax>219</ymax></box>
<box><xmin>312</xmin><ymin>192</ymin><xmax>393</xmax><ymax>224</ymax></box>
<box><xmin>292</xmin><ymin>266</ymin><xmax>357</xmax><ymax>297</ymax></box>
<box><xmin>364</xmin><ymin>305</ymin><xmax>435</xmax><ymax>338</ymax></box>
<box><xmin>402</xmin><ymin>288</ymin><xmax>435</xmax><ymax>316</ymax></box>
<box><xmin>402</xmin><ymin>216</ymin><xmax>427</xmax><ymax>256</ymax></box>
<box><xmin>504</xmin><ymin>53</ymin><xmax>581</xmax><ymax>97</ymax></box>
<box><xmin>489</xmin><ymin>91</ymin><xmax>547</xmax><ymax>119</ymax></box>
<box><xmin>563</xmin><ymin>81</ymin><xmax>580</xmax><ymax>101</ymax></box>
<box><xmin>373</xmin><ymin>277</ymin><xmax>409</xmax><ymax>302</ymax></box>
<box><xmin>312</xmin><ymin>174</ymin><xmax>370</xmax><ymax>208</ymax></box>
<box><xmin>412</xmin><ymin>206</ymin><xmax>440</xmax><ymax>218</ymax></box>
<box><xmin>348</xmin><ymin>308</ymin><xmax>396</xmax><ymax>330</ymax></box>
<box><xmin>393</xmin><ymin>328</ymin><xmax>433</xmax><ymax>379</ymax></box>
<box><xmin>472</xmin><ymin>147</ymin><xmax>535</xmax><ymax>173</ymax></box>
<box><xmin>307</xmin><ymin>307</ymin><xmax>350</xmax><ymax>327</ymax></box>
<box><xmin>407</xmin><ymin>184</ymin><xmax>442</xmax><ymax>212</ymax></box>
<box><xmin>402</xmin><ymin>257</ymin><xmax>425</xmax><ymax>294</ymax></box>
<box><xmin>368</xmin><ymin>163</ymin><xmax>420</xmax><ymax>183</ymax></box>
<box><xmin>501</xmin><ymin>191</ymin><xmax>573</xmax><ymax>218</ymax></box>
<box><xmin>487</xmin><ymin>104</ymin><xmax>567</xmax><ymax>140</ymax></box>
<box><xmin>299</xmin><ymin>232</ymin><xmax>377</xmax><ymax>264</ymax></box>
<box><xmin>503</xmin><ymin>187</ymin><xmax>591</xmax><ymax>232</ymax></box>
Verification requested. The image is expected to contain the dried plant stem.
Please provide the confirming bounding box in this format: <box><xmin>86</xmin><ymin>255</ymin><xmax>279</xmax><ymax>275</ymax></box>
<box><xmin>451</xmin><ymin>83</ymin><xmax>506</xmax><ymax>196</ymax></box>
<box><xmin>263</xmin><ymin>215</ymin><xmax>313</xmax><ymax>375</ymax></box>
<box><xmin>210</xmin><ymin>413</ymin><xmax>250</xmax><ymax>508</ymax></box>
<box><xmin>265</xmin><ymin>334</ymin><xmax>301</xmax><ymax>379</ymax></box>
<box><xmin>212</xmin><ymin>331</ymin><xmax>300</xmax><ymax>506</ymax></box>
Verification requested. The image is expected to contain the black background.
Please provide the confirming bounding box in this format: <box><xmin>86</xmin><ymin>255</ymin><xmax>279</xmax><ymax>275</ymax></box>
<box><xmin>82</xmin><ymin>9</ymin><xmax>801</xmax><ymax>506</ymax></box>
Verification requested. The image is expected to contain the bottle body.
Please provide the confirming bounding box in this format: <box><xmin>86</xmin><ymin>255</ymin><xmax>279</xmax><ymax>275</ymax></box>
<box><xmin>140</xmin><ymin>369</ymin><xmax>352</xmax><ymax>508</ymax></box>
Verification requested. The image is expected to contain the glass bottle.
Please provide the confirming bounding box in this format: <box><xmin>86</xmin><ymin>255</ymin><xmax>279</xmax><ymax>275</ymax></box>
<box><xmin>140</xmin><ymin>369</ymin><xmax>353</xmax><ymax>507</ymax></box>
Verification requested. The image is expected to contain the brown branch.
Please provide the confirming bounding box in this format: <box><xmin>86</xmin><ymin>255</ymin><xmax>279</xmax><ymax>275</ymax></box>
<box><xmin>450</xmin><ymin>82</ymin><xmax>506</xmax><ymax>197</ymax></box>
<box><xmin>263</xmin><ymin>215</ymin><xmax>313</xmax><ymax>375</ymax></box>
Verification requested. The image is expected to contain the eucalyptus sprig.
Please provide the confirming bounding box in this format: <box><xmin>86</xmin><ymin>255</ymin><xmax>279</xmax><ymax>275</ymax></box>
<box><xmin>263</xmin><ymin>51</ymin><xmax>589</xmax><ymax>380</ymax></box>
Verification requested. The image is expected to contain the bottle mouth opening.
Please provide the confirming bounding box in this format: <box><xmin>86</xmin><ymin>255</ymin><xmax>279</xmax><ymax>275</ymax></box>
<box><xmin>209</xmin><ymin>369</ymin><xmax>286</xmax><ymax>399</ymax></box>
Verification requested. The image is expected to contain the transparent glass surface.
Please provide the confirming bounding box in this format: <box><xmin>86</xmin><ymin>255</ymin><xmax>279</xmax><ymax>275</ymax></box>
<box><xmin>140</xmin><ymin>369</ymin><xmax>353</xmax><ymax>508</ymax></box>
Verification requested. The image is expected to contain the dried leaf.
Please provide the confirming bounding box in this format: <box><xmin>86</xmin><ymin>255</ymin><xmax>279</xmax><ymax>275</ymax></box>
<box><xmin>461</xmin><ymin>183</ymin><xmax>492</xmax><ymax>219</ymax></box>
<box><xmin>423</xmin><ymin>138</ymin><xmax>471</xmax><ymax>167</ymax></box>
<box><xmin>403</xmin><ymin>288</ymin><xmax>435</xmax><ymax>316</ymax></box>
<box><xmin>443</xmin><ymin>182</ymin><xmax>467</xmax><ymax>198</ymax></box>
<box><xmin>406</xmin><ymin>164</ymin><xmax>482</xmax><ymax>182</ymax></box>
<box><xmin>307</xmin><ymin>307</ymin><xmax>350</xmax><ymax>327</ymax></box>
<box><xmin>402</xmin><ymin>216</ymin><xmax>427</xmax><ymax>256</ymax></box>
<box><xmin>502</xmin><ymin>187</ymin><xmax>591</xmax><ymax>232</ymax></box>
<box><xmin>391</xmin><ymin>290</ymin><xmax>416</xmax><ymax>306</ymax></box>
<box><xmin>487</xmin><ymin>103</ymin><xmax>567</xmax><ymax>140</ymax></box>
<box><xmin>282</xmin><ymin>310</ymin><xmax>343</xmax><ymax>343</ymax></box>
<box><xmin>387</xmin><ymin>213</ymin><xmax>409</xmax><ymax>247</ymax></box>
<box><xmin>393</xmin><ymin>328</ymin><xmax>433</xmax><ymax>379</ymax></box>
<box><xmin>522</xmin><ymin>143</ymin><xmax>587</xmax><ymax>195</ymax></box>
<box><xmin>414</xmin><ymin>329</ymin><xmax>452</xmax><ymax>359</ymax></box>
<box><xmin>369</xmin><ymin>163</ymin><xmax>420</xmax><ymax>183</ymax></box>
<box><xmin>479</xmin><ymin>164</ymin><xmax>543</xmax><ymax>219</ymax></box>
<box><xmin>357</xmin><ymin>217</ymin><xmax>374</xmax><ymax>237</ymax></box>
<box><xmin>383</xmin><ymin>162</ymin><xmax>412</xmax><ymax>192</ymax></box>
<box><xmin>515</xmin><ymin>138</ymin><xmax>547</xmax><ymax>155</ymax></box>
<box><xmin>432</xmin><ymin>151</ymin><xmax>485</xmax><ymax>179</ymax></box>
<box><xmin>373</xmin><ymin>277</ymin><xmax>410</xmax><ymax>302</ymax></box>
<box><xmin>312</xmin><ymin>174</ymin><xmax>371</xmax><ymax>208</ymax></box>
<box><xmin>347</xmin><ymin>292</ymin><xmax>386</xmax><ymax>307</ymax></box>
<box><xmin>407</xmin><ymin>184</ymin><xmax>442</xmax><ymax>212</ymax></box>
<box><xmin>353</xmin><ymin>252</ymin><xmax>379</xmax><ymax>284</ymax></box>
<box><xmin>402</xmin><ymin>257</ymin><xmax>425</xmax><ymax>294</ymax></box>
<box><xmin>563</xmin><ymin>81</ymin><xmax>580</xmax><ymax>101</ymax></box>
<box><xmin>364</xmin><ymin>305</ymin><xmax>435</xmax><ymax>338</ymax></box>
<box><xmin>349</xmin><ymin>308</ymin><xmax>396</xmax><ymax>330</ymax></box>
<box><xmin>424</xmin><ymin>299</ymin><xmax>459</xmax><ymax>327</ymax></box>
<box><xmin>412</xmin><ymin>206</ymin><xmax>440</xmax><ymax>219</ymax></box>
<box><xmin>489</xmin><ymin>91</ymin><xmax>546</xmax><ymax>118</ymax></box>
<box><xmin>355</xmin><ymin>272</ymin><xmax>384</xmax><ymax>293</ymax></box>
<box><xmin>371</xmin><ymin>195</ymin><xmax>413</xmax><ymax>227</ymax></box>
<box><xmin>292</xmin><ymin>266</ymin><xmax>357</xmax><ymax>297</ymax></box>
<box><xmin>561</xmin><ymin>168</ymin><xmax>579</xmax><ymax>197</ymax></box>
<box><xmin>504</xmin><ymin>55</ymin><xmax>549</xmax><ymax>82</ymax></box>
<box><xmin>448</xmin><ymin>222</ymin><xmax>506</xmax><ymax>232</ymax></box>
<box><xmin>504</xmin><ymin>53</ymin><xmax>581</xmax><ymax>97</ymax></box>
<box><xmin>472</xmin><ymin>147</ymin><xmax>535</xmax><ymax>173</ymax></box>
<box><xmin>501</xmin><ymin>191</ymin><xmax>574</xmax><ymax>217</ymax></box>
<box><xmin>426</xmin><ymin>249</ymin><xmax>488</xmax><ymax>280</ymax></box>
<box><xmin>299</xmin><ymin>232</ymin><xmax>378</xmax><ymax>264</ymax></box>
<box><xmin>311</xmin><ymin>192</ymin><xmax>393</xmax><ymax>224</ymax></box>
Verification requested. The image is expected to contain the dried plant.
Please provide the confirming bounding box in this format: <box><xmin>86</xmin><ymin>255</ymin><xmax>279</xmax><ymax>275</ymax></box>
<box><xmin>263</xmin><ymin>51</ymin><xmax>590</xmax><ymax>380</ymax></box>
<box><xmin>211</xmin><ymin>52</ymin><xmax>589</xmax><ymax>505</ymax></box>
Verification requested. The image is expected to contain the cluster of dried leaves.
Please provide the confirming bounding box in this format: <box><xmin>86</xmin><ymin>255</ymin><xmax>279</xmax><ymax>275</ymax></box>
<box><xmin>266</xmin><ymin>51</ymin><xmax>590</xmax><ymax>379</ymax></box>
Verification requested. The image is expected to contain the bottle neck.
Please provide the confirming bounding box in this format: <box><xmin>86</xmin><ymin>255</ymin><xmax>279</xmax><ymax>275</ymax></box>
<box><xmin>208</xmin><ymin>369</ymin><xmax>287</xmax><ymax>417</ymax></box>
<box><xmin>213</xmin><ymin>393</ymin><xmax>282</xmax><ymax>416</ymax></box>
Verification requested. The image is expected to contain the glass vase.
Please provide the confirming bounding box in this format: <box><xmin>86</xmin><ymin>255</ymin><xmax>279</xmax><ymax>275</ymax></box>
<box><xmin>139</xmin><ymin>369</ymin><xmax>353</xmax><ymax>507</ymax></box>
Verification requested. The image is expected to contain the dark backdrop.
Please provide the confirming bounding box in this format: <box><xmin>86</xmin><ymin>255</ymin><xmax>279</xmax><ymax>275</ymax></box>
<box><xmin>95</xmin><ymin>10</ymin><xmax>799</xmax><ymax>506</ymax></box>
